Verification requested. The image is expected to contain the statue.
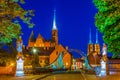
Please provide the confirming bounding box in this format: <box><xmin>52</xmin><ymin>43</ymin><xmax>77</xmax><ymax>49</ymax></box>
<box><xmin>16</xmin><ymin>36</ymin><xmax>23</xmax><ymax>54</ymax></box>
<box><xmin>102</xmin><ymin>43</ymin><xmax>107</xmax><ymax>61</ymax></box>
<box><xmin>99</xmin><ymin>43</ymin><xmax>109</xmax><ymax>76</ymax></box>
<box><xmin>16</xmin><ymin>36</ymin><xmax>24</xmax><ymax>76</ymax></box>
<box><xmin>102</xmin><ymin>43</ymin><xmax>107</xmax><ymax>55</ymax></box>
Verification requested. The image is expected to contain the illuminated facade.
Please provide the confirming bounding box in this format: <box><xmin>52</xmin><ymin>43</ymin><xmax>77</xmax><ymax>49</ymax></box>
<box><xmin>87</xmin><ymin>29</ymin><xmax>100</xmax><ymax>67</ymax></box>
<box><xmin>87</xmin><ymin>28</ymin><xmax>94</xmax><ymax>55</ymax></box>
<box><xmin>94</xmin><ymin>30</ymin><xmax>100</xmax><ymax>55</ymax></box>
<box><xmin>26</xmin><ymin>9</ymin><xmax>72</xmax><ymax>69</ymax></box>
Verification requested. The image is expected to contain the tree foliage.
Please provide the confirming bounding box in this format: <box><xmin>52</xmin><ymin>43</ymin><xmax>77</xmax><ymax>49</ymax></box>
<box><xmin>0</xmin><ymin>48</ymin><xmax>16</xmax><ymax>65</ymax></box>
<box><xmin>0</xmin><ymin>0</ymin><xmax>34</xmax><ymax>43</ymax></box>
<box><xmin>93</xmin><ymin>0</ymin><xmax>120</xmax><ymax>58</ymax></box>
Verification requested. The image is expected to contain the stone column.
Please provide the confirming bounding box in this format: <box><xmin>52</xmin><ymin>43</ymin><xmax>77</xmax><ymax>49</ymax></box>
<box><xmin>100</xmin><ymin>43</ymin><xmax>109</xmax><ymax>76</ymax></box>
<box><xmin>16</xmin><ymin>36</ymin><xmax>24</xmax><ymax>76</ymax></box>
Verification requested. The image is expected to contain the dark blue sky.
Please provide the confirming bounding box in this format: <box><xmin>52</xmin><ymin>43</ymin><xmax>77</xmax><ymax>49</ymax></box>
<box><xmin>21</xmin><ymin>0</ymin><xmax>112</xmax><ymax>57</ymax></box>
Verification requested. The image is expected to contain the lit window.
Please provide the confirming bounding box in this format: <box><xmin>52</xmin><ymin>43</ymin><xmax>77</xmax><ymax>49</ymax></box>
<box><xmin>44</xmin><ymin>47</ymin><xmax>46</xmax><ymax>50</ymax></box>
<box><xmin>40</xmin><ymin>60</ymin><xmax>42</xmax><ymax>63</ymax></box>
<box><xmin>47</xmin><ymin>47</ymin><xmax>49</xmax><ymax>50</ymax></box>
<box><xmin>39</xmin><ymin>44</ymin><xmax>41</xmax><ymax>47</ymax></box>
<box><xmin>34</xmin><ymin>44</ymin><xmax>36</xmax><ymax>47</ymax></box>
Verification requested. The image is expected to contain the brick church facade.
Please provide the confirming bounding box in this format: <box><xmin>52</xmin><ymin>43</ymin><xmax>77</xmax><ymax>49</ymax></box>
<box><xmin>24</xmin><ymin>10</ymin><xmax>72</xmax><ymax>69</ymax></box>
<box><xmin>87</xmin><ymin>29</ymin><xmax>101</xmax><ymax>67</ymax></box>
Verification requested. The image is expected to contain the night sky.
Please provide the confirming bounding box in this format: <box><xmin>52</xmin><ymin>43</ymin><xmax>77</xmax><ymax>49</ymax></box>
<box><xmin>20</xmin><ymin>0</ymin><xmax>111</xmax><ymax>57</ymax></box>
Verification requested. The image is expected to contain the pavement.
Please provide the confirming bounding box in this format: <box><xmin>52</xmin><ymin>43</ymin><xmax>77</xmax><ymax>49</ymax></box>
<box><xmin>0</xmin><ymin>74</ymin><xmax>50</xmax><ymax>80</ymax></box>
<box><xmin>1</xmin><ymin>72</ymin><xmax>120</xmax><ymax>80</ymax></box>
<box><xmin>39</xmin><ymin>73</ymin><xmax>85</xmax><ymax>80</ymax></box>
<box><xmin>85</xmin><ymin>74</ymin><xmax>120</xmax><ymax>80</ymax></box>
<box><xmin>0</xmin><ymin>71</ymin><xmax>86</xmax><ymax>80</ymax></box>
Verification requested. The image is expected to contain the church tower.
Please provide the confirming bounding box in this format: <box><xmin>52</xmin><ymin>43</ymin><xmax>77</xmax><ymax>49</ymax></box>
<box><xmin>52</xmin><ymin>9</ymin><xmax>58</xmax><ymax>46</ymax></box>
<box><xmin>87</xmin><ymin>28</ymin><xmax>93</xmax><ymax>55</ymax></box>
<box><xmin>94</xmin><ymin>29</ymin><xmax>100</xmax><ymax>55</ymax></box>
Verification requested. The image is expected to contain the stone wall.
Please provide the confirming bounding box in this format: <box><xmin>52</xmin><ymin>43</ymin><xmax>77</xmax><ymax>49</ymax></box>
<box><xmin>109</xmin><ymin>59</ymin><xmax>120</xmax><ymax>75</ymax></box>
<box><xmin>0</xmin><ymin>66</ymin><xmax>15</xmax><ymax>75</ymax></box>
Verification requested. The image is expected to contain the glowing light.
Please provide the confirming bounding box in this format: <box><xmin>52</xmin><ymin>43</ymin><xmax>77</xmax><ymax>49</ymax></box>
<box><xmin>16</xmin><ymin>71</ymin><xmax>24</xmax><ymax>76</ymax></box>
<box><xmin>66</xmin><ymin>62</ymin><xmax>68</xmax><ymax>66</ymax></box>
<box><xmin>99</xmin><ymin>60</ymin><xmax>107</xmax><ymax>76</ymax></box>
<box><xmin>11</xmin><ymin>63</ymin><xmax>14</xmax><ymax>66</ymax></box>
<box><xmin>16</xmin><ymin>58</ymin><xmax>24</xmax><ymax>76</ymax></box>
<box><xmin>52</xmin><ymin>9</ymin><xmax>57</xmax><ymax>30</ymax></box>
<box><xmin>99</xmin><ymin>70</ymin><xmax>106</xmax><ymax>76</ymax></box>
<box><xmin>101</xmin><ymin>60</ymin><xmax>106</xmax><ymax>69</ymax></box>
<box><xmin>33</xmin><ymin>48</ymin><xmax>37</xmax><ymax>53</ymax></box>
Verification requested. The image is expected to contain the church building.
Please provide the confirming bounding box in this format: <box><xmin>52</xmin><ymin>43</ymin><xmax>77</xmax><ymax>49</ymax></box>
<box><xmin>87</xmin><ymin>29</ymin><xmax>101</xmax><ymax>67</ymax></box>
<box><xmin>24</xmin><ymin>10</ymin><xmax>72</xmax><ymax>69</ymax></box>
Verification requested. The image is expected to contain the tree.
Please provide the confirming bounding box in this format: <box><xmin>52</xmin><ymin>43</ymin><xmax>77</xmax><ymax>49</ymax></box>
<box><xmin>0</xmin><ymin>0</ymin><xmax>34</xmax><ymax>43</ymax></box>
<box><xmin>0</xmin><ymin>41</ymin><xmax>18</xmax><ymax>65</ymax></box>
<box><xmin>93</xmin><ymin>0</ymin><xmax>120</xmax><ymax>58</ymax></box>
<box><xmin>0</xmin><ymin>49</ymin><xmax>16</xmax><ymax>65</ymax></box>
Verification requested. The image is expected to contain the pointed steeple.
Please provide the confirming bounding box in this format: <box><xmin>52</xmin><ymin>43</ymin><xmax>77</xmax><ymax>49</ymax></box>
<box><xmin>37</xmin><ymin>33</ymin><xmax>44</xmax><ymax>40</ymax></box>
<box><xmin>89</xmin><ymin>28</ymin><xmax>92</xmax><ymax>44</ymax></box>
<box><xmin>29</xmin><ymin>31</ymin><xmax>34</xmax><ymax>38</ymax></box>
<box><xmin>96</xmin><ymin>29</ymin><xmax>98</xmax><ymax>43</ymax></box>
<box><xmin>29</xmin><ymin>30</ymin><xmax>35</xmax><ymax>42</ymax></box>
<box><xmin>52</xmin><ymin>9</ymin><xmax>57</xmax><ymax>30</ymax></box>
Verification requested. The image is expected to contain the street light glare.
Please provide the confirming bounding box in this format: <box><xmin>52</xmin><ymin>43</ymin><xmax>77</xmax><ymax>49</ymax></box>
<box><xmin>33</xmin><ymin>48</ymin><xmax>37</xmax><ymax>53</ymax></box>
<box><xmin>11</xmin><ymin>63</ymin><xmax>14</xmax><ymax>66</ymax></box>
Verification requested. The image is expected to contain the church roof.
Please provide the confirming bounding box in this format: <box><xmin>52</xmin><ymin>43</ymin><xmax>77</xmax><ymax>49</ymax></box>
<box><xmin>37</xmin><ymin>33</ymin><xmax>44</xmax><ymax>40</ymax></box>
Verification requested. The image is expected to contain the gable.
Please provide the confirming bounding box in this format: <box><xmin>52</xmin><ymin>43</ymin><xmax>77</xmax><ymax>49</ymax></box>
<box><xmin>50</xmin><ymin>44</ymin><xmax>71</xmax><ymax>64</ymax></box>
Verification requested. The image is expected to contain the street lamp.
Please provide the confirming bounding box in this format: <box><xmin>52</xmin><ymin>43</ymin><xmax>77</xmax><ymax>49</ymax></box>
<box><xmin>33</xmin><ymin>48</ymin><xmax>37</xmax><ymax>54</ymax></box>
<box><xmin>32</xmin><ymin>48</ymin><xmax>39</xmax><ymax>68</ymax></box>
<box><xmin>11</xmin><ymin>63</ymin><xmax>14</xmax><ymax>66</ymax></box>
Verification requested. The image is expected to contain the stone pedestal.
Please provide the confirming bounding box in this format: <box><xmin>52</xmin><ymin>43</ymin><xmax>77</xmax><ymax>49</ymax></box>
<box><xmin>100</xmin><ymin>60</ymin><xmax>106</xmax><ymax>76</ymax></box>
<box><xmin>16</xmin><ymin>58</ymin><xmax>24</xmax><ymax>76</ymax></box>
<box><xmin>99</xmin><ymin>60</ymin><xmax>109</xmax><ymax>76</ymax></box>
<box><xmin>15</xmin><ymin>36</ymin><xmax>24</xmax><ymax>76</ymax></box>
<box><xmin>99</xmin><ymin>43</ymin><xmax>109</xmax><ymax>76</ymax></box>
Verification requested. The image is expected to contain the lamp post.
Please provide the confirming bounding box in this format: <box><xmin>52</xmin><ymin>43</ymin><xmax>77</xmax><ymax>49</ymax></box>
<box><xmin>32</xmin><ymin>48</ymin><xmax>39</xmax><ymax>68</ymax></box>
<box><xmin>32</xmin><ymin>48</ymin><xmax>36</xmax><ymax>68</ymax></box>
<box><xmin>33</xmin><ymin>48</ymin><xmax>37</xmax><ymax>54</ymax></box>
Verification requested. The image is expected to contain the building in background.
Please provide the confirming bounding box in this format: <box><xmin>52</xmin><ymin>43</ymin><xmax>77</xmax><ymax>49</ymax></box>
<box><xmin>87</xmin><ymin>29</ymin><xmax>101</xmax><ymax>67</ymax></box>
